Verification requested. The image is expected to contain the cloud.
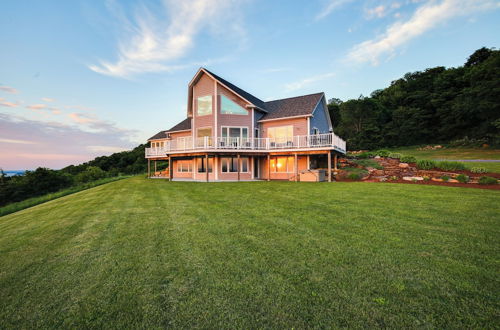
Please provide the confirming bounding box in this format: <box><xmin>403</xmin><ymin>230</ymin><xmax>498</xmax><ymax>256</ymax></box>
<box><xmin>26</xmin><ymin>104</ymin><xmax>48</xmax><ymax>110</ymax></box>
<box><xmin>0</xmin><ymin>100</ymin><xmax>19</xmax><ymax>108</ymax></box>
<box><xmin>0</xmin><ymin>85</ymin><xmax>18</xmax><ymax>94</ymax></box>
<box><xmin>89</xmin><ymin>0</ymin><xmax>245</xmax><ymax>78</ymax></box>
<box><xmin>285</xmin><ymin>72</ymin><xmax>336</xmax><ymax>92</ymax></box>
<box><xmin>0</xmin><ymin>113</ymin><xmax>137</xmax><ymax>169</ymax></box>
<box><xmin>346</xmin><ymin>0</ymin><xmax>500</xmax><ymax>65</ymax></box>
<box><xmin>365</xmin><ymin>5</ymin><xmax>387</xmax><ymax>19</ymax></box>
<box><xmin>0</xmin><ymin>138</ymin><xmax>37</xmax><ymax>145</ymax></box>
<box><xmin>260</xmin><ymin>68</ymin><xmax>292</xmax><ymax>73</ymax></box>
<box><xmin>316</xmin><ymin>0</ymin><xmax>354</xmax><ymax>20</ymax></box>
<box><xmin>41</xmin><ymin>97</ymin><xmax>55</xmax><ymax>102</ymax></box>
<box><xmin>67</xmin><ymin>112</ymin><xmax>137</xmax><ymax>135</ymax></box>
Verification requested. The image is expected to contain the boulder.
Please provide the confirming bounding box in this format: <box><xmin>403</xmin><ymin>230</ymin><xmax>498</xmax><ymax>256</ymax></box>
<box><xmin>431</xmin><ymin>178</ymin><xmax>443</xmax><ymax>182</ymax></box>
<box><xmin>374</xmin><ymin>155</ymin><xmax>381</xmax><ymax>159</ymax></box>
<box><xmin>448</xmin><ymin>179</ymin><xmax>459</xmax><ymax>183</ymax></box>
<box><xmin>403</xmin><ymin>176</ymin><xmax>424</xmax><ymax>181</ymax></box>
<box><xmin>373</xmin><ymin>170</ymin><xmax>385</xmax><ymax>176</ymax></box>
<box><xmin>399</xmin><ymin>163</ymin><xmax>409</xmax><ymax>168</ymax></box>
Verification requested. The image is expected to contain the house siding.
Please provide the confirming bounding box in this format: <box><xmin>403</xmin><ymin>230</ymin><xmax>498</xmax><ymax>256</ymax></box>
<box><xmin>309</xmin><ymin>96</ymin><xmax>330</xmax><ymax>134</ymax></box>
<box><xmin>216</xmin><ymin>83</ymin><xmax>254</xmax><ymax>138</ymax></box>
<box><xmin>261</xmin><ymin>117</ymin><xmax>309</xmax><ymax>138</ymax></box>
<box><xmin>193</xmin><ymin>73</ymin><xmax>215</xmax><ymax>139</ymax></box>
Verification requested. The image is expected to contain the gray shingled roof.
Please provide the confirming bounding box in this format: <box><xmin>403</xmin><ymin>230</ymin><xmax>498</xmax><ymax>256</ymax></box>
<box><xmin>148</xmin><ymin>118</ymin><xmax>191</xmax><ymax>140</ymax></box>
<box><xmin>204</xmin><ymin>68</ymin><xmax>267</xmax><ymax>111</ymax></box>
<box><xmin>261</xmin><ymin>93</ymin><xmax>324</xmax><ymax>120</ymax></box>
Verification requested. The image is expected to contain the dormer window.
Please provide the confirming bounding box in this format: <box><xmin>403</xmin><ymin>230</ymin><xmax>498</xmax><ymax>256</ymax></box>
<box><xmin>197</xmin><ymin>95</ymin><xmax>212</xmax><ymax>116</ymax></box>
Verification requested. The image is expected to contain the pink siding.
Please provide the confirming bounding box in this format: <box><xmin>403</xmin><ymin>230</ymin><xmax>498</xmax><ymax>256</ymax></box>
<box><xmin>169</xmin><ymin>130</ymin><xmax>191</xmax><ymax>139</ymax></box>
<box><xmin>193</xmin><ymin>73</ymin><xmax>215</xmax><ymax>137</ymax></box>
<box><xmin>216</xmin><ymin>156</ymin><xmax>252</xmax><ymax>181</ymax></box>
<box><xmin>261</xmin><ymin>117</ymin><xmax>309</xmax><ymax>138</ymax></box>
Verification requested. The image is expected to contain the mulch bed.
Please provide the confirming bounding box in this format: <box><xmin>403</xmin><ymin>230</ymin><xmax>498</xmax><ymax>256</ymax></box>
<box><xmin>337</xmin><ymin>178</ymin><xmax>500</xmax><ymax>190</ymax></box>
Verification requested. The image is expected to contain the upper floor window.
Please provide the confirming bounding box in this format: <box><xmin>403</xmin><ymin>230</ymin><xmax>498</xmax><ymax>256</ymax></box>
<box><xmin>268</xmin><ymin>125</ymin><xmax>293</xmax><ymax>142</ymax></box>
<box><xmin>312</xmin><ymin>127</ymin><xmax>319</xmax><ymax>135</ymax></box>
<box><xmin>220</xmin><ymin>94</ymin><xmax>248</xmax><ymax>115</ymax></box>
<box><xmin>197</xmin><ymin>95</ymin><xmax>212</xmax><ymax>116</ymax></box>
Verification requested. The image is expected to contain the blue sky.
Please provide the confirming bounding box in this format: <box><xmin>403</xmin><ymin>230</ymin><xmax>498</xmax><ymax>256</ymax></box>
<box><xmin>1</xmin><ymin>0</ymin><xmax>499</xmax><ymax>169</ymax></box>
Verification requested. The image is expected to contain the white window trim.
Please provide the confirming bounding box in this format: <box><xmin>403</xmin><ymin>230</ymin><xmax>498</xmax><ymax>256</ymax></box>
<box><xmin>177</xmin><ymin>160</ymin><xmax>192</xmax><ymax>173</ymax></box>
<box><xmin>196</xmin><ymin>95</ymin><xmax>213</xmax><ymax>117</ymax></box>
<box><xmin>271</xmin><ymin>156</ymin><xmax>295</xmax><ymax>173</ymax></box>
<box><xmin>220</xmin><ymin>93</ymin><xmax>248</xmax><ymax>115</ymax></box>
<box><xmin>220</xmin><ymin>157</ymin><xmax>250</xmax><ymax>173</ymax></box>
<box><xmin>221</xmin><ymin>126</ymin><xmax>249</xmax><ymax>139</ymax></box>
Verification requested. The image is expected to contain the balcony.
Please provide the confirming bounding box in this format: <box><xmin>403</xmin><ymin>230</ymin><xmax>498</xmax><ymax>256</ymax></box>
<box><xmin>145</xmin><ymin>133</ymin><xmax>346</xmax><ymax>158</ymax></box>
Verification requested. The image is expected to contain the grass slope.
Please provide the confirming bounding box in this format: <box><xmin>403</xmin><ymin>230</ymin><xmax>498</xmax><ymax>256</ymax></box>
<box><xmin>389</xmin><ymin>146</ymin><xmax>500</xmax><ymax>173</ymax></box>
<box><xmin>1</xmin><ymin>177</ymin><xmax>499</xmax><ymax>328</ymax></box>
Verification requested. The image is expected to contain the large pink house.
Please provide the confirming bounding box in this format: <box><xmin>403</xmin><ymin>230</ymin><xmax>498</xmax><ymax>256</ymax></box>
<box><xmin>145</xmin><ymin>68</ymin><xmax>346</xmax><ymax>182</ymax></box>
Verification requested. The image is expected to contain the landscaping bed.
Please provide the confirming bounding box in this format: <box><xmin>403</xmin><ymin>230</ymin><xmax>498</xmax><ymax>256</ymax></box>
<box><xmin>335</xmin><ymin>152</ymin><xmax>499</xmax><ymax>189</ymax></box>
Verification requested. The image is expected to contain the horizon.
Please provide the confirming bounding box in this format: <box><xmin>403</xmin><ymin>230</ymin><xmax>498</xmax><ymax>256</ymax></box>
<box><xmin>1</xmin><ymin>0</ymin><xmax>500</xmax><ymax>170</ymax></box>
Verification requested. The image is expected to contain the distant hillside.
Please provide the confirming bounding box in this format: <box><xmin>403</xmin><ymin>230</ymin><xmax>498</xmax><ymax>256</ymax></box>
<box><xmin>329</xmin><ymin>47</ymin><xmax>500</xmax><ymax>150</ymax></box>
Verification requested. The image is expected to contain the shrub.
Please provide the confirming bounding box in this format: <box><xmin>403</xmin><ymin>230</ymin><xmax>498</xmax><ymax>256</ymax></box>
<box><xmin>376</xmin><ymin>150</ymin><xmax>390</xmax><ymax>157</ymax></box>
<box><xmin>390</xmin><ymin>176</ymin><xmax>398</xmax><ymax>181</ymax></box>
<box><xmin>423</xmin><ymin>175</ymin><xmax>430</xmax><ymax>181</ymax></box>
<box><xmin>416</xmin><ymin>159</ymin><xmax>436</xmax><ymax>170</ymax></box>
<box><xmin>400</xmin><ymin>155</ymin><xmax>417</xmax><ymax>163</ymax></box>
<box><xmin>478</xmin><ymin>176</ymin><xmax>498</xmax><ymax>185</ymax></box>
<box><xmin>388</xmin><ymin>153</ymin><xmax>402</xmax><ymax>159</ymax></box>
<box><xmin>75</xmin><ymin>166</ymin><xmax>107</xmax><ymax>183</ymax></box>
<box><xmin>347</xmin><ymin>173</ymin><xmax>361</xmax><ymax>180</ymax></box>
<box><xmin>456</xmin><ymin>174</ymin><xmax>469</xmax><ymax>183</ymax></box>
<box><xmin>352</xmin><ymin>159</ymin><xmax>383</xmax><ymax>170</ymax></box>
<box><xmin>436</xmin><ymin>161</ymin><xmax>467</xmax><ymax>171</ymax></box>
<box><xmin>441</xmin><ymin>175</ymin><xmax>450</xmax><ymax>182</ymax></box>
<box><xmin>470</xmin><ymin>167</ymin><xmax>487</xmax><ymax>174</ymax></box>
<box><xmin>357</xmin><ymin>152</ymin><xmax>375</xmax><ymax>159</ymax></box>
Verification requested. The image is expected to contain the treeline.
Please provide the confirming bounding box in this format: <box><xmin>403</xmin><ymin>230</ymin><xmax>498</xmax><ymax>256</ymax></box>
<box><xmin>329</xmin><ymin>47</ymin><xmax>500</xmax><ymax>150</ymax></box>
<box><xmin>0</xmin><ymin>144</ymin><xmax>150</xmax><ymax>207</ymax></box>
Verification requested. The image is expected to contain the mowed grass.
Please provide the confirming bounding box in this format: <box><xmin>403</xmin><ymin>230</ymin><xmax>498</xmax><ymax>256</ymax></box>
<box><xmin>388</xmin><ymin>146</ymin><xmax>500</xmax><ymax>172</ymax></box>
<box><xmin>1</xmin><ymin>177</ymin><xmax>499</xmax><ymax>328</ymax></box>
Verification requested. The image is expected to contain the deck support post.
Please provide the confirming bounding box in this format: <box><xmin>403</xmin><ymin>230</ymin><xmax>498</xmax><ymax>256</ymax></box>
<box><xmin>168</xmin><ymin>156</ymin><xmax>172</xmax><ymax>181</ymax></box>
<box><xmin>237</xmin><ymin>154</ymin><xmax>241</xmax><ymax>181</ymax></box>
<box><xmin>267</xmin><ymin>154</ymin><xmax>271</xmax><ymax>181</ymax></box>
<box><xmin>206</xmin><ymin>154</ymin><xmax>209</xmax><ymax>182</ymax></box>
<box><xmin>154</xmin><ymin>160</ymin><xmax>157</xmax><ymax>176</ymax></box>
<box><xmin>147</xmin><ymin>159</ymin><xmax>151</xmax><ymax>178</ymax></box>
<box><xmin>327</xmin><ymin>151</ymin><xmax>332</xmax><ymax>182</ymax></box>
<box><xmin>294</xmin><ymin>153</ymin><xmax>298</xmax><ymax>182</ymax></box>
<box><xmin>334</xmin><ymin>153</ymin><xmax>338</xmax><ymax>170</ymax></box>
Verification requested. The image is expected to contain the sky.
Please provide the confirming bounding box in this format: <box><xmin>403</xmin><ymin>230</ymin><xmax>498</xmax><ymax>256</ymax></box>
<box><xmin>1</xmin><ymin>0</ymin><xmax>499</xmax><ymax>170</ymax></box>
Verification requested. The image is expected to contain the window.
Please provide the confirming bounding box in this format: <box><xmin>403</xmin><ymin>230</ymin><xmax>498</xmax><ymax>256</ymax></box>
<box><xmin>220</xmin><ymin>94</ymin><xmax>248</xmax><ymax>115</ymax></box>
<box><xmin>221</xmin><ymin>157</ymin><xmax>249</xmax><ymax>173</ymax></box>
<box><xmin>221</xmin><ymin>127</ymin><xmax>248</xmax><ymax>139</ymax></box>
<box><xmin>268</xmin><ymin>125</ymin><xmax>293</xmax><ymax>143</ymax></box>
<box><xmin>197</xmin><ymin>157</ymin><xmax>213</xmax><ymax>173</ymax></box>
<box><xmin>177</xmin><ymin>160</ymin><xmax>192</xmax><ymax>173</ymax></box>
<box><xmin>312</xmin><ymin>127</ymin><xmax>319</xmax><ymax>135</ymax></box>
<box><xmin>197</xmin><ymin>95</ymin><xmax>212</xmax><ymax>116</ymax></box>
<box><xmin>197</xmin><ymin>127</ymin><xmax>212</xmax><ymax>138</ymax></box>
<box><xmin>271</xmin><ymin>157</ymin><xmax>294</xmax><ymax>173</ymax></box>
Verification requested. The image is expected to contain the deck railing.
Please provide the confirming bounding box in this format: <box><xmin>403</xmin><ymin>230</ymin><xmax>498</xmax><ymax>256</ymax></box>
<box><xmin>146</xmin><ymin>133</ymin><xmax>346</xmax><ymax>157</ymax></box>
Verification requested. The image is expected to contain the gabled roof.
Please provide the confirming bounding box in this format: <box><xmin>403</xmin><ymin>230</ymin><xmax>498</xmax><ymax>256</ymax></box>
<box><xmin>202</xmin><ymin>68</ymin><xmax>267</xmax><ymax>111</ymax></box>
<box><xmin>148</xmin><ymin>118</ymin><xmax>191</xmax><ymax>140</ymax></box>
<box><xmin>261</xmin><ymin>92</ymin><xmax>324</xmax><ymax>121</ymax></box>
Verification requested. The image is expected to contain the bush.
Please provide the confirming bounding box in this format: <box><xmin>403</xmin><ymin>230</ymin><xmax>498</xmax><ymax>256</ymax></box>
<box><xmin>456</xmin><ymin>174</ymin><xmax>469</xmax><ymax>183</ymax></box>
<box><xmin>357</xmin><ymin>152</ymin><xmax>375</xmax><ymax>159</ymax></box>
<box><xmin>478</xmin><ymin>176</ymin><xmax>498</xmax><ymax>185</ymax></box>
<box><xmin>376</xmin><ymin>150</ymin><xmax>390</xmax><ymax>157</ymax></box>
<box><xmin>400</xmin><ymin>155</ymin><xmax>417</xmax><ymax>163</ymax></box>
<box><xmin>436</xmin><ymin>161</ymin><xmax>467</xmax><ymax>171</ymax></box>
<box><xmin>423</xmin><ymin>175</ymin><xmax>430</xmax><ymax>181</ymax></box>
<box><xmin>347</xmin><ymin>173</ymin><xmax>361</xmax><ymax>180</ymax></box>
<box><xmin>388</xmin><ymin>153</ymin><xmax>402</xmax><ymax>159</ymax></box>
<box><xmin>471</xmin><ymin>167</ymin><xmax>487</xmax><ymax>174</ymax></box>
<box><xmin>352</xmin><ymin>159</ymin><xmax>383</xmax><ymax>170</ymax></box>
<box><xmin>416</xmin><ymin>159</ymin><xmax>436</xmax><ymax>170</ymax></box>
<box><xmin>75</xmin><ymin>166</ymin><xmax>107</xmax><ymax>183</ymax></box>
<box><xmin>441</xmin><ymin>175</ymin><xmax>450</xmax><ymax>182</ymax></box>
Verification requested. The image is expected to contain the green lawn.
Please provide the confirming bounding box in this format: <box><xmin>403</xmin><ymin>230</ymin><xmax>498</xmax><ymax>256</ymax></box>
<box><xmin>1</xmin><ymin>177</ymin><xmax>499</xmax><ymax>328</ymax></box>
<box><xmin>388</xmin><ymin>146</ymin><xmax>500</xmax><ymax>173</ymax></box>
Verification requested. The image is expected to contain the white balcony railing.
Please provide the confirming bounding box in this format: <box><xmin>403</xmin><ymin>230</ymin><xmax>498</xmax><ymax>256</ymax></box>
<box><xmin>146</xmin><ymin>133</ymin><xmax>346</xmax><ymax>157</ymax></box>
